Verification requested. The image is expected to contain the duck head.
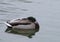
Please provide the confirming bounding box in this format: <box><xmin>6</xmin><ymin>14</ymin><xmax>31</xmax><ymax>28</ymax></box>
<box><xmin>27</xmin><ymin>16</ymin><xmax>36</xmax><ymax>22</ymax></box>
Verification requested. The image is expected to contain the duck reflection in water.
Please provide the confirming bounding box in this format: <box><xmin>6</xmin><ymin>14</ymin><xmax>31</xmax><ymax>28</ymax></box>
<box><xmin>5</xmin><ymin>16</ymin><xmax>40</xmax><ymax>38</ymax></box>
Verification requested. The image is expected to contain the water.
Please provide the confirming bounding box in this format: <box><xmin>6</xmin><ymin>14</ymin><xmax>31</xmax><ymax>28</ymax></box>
<box><xmin>0</xmin><ymin>0</ymin><xmax>60</xmax><ymax>42</ymax></box>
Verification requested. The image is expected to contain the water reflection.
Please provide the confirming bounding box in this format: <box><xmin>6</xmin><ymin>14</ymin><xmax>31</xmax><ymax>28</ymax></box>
<box><xmin>0</xmin><ymin>2</ymin><xmax>13</xmax><ymax>5</ymax></box>
<box><xmin>5</xmin><ymin>26</ymin><xmax>39</xmax><ymax>38</ymax></box>
<box><xmin>0</xmin><ymin>10</ymin><xmax>9</xmax><ymax>12</ymax></box>
<box><xmin>8</xmin><ymin>0</ymin><xmax>32</xmax><ymax>3</ymax></box>
<box><xmin>18</xmin><ymin>0</ymin><xmax>32</xmax><ymax>3</ymax></box>
<box><xmin>21</xmin><ymin>9</ymin><xmax>28</xmax><ymax>11</ymax></box>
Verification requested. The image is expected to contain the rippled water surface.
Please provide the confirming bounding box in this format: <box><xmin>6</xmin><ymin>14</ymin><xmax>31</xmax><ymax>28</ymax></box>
<box><xmin>0</xmin><ymin>0</ymin><xmax>60</xmax><ymax>42</ymax></box>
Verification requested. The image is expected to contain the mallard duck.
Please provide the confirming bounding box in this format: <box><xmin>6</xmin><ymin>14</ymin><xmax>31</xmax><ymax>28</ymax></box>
<box><xmin>4</xmin><ymin>17</ymin><xmax>39</xmax><ymax>30</ymax></box>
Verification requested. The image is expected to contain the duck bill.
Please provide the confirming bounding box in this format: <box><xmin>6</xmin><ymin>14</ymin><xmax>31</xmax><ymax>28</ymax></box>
<box><xmin>4</xmin><ymin>22</ymin><xmax>12</xmax><ymax>27</ymax></box>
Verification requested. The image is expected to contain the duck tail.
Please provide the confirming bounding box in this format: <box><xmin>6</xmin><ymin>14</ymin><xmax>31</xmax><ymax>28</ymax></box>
<box><xmin>4</xmin><ymin>22</ymin><xmax>12</xmax><ymax>27</ymax></box>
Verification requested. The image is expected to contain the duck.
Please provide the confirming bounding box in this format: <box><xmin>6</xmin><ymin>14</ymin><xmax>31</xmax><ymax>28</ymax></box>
<box><xmin>4</xmin><ymin>17</ymin><xmax>39</xmax><ymax>30</ymax></box>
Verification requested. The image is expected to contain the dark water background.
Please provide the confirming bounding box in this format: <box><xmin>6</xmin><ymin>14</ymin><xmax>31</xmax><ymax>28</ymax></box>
<box><xmin>0</xmin><ymin>0</ymin><xmax>60</xmax><ymax>42</ymax></box>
